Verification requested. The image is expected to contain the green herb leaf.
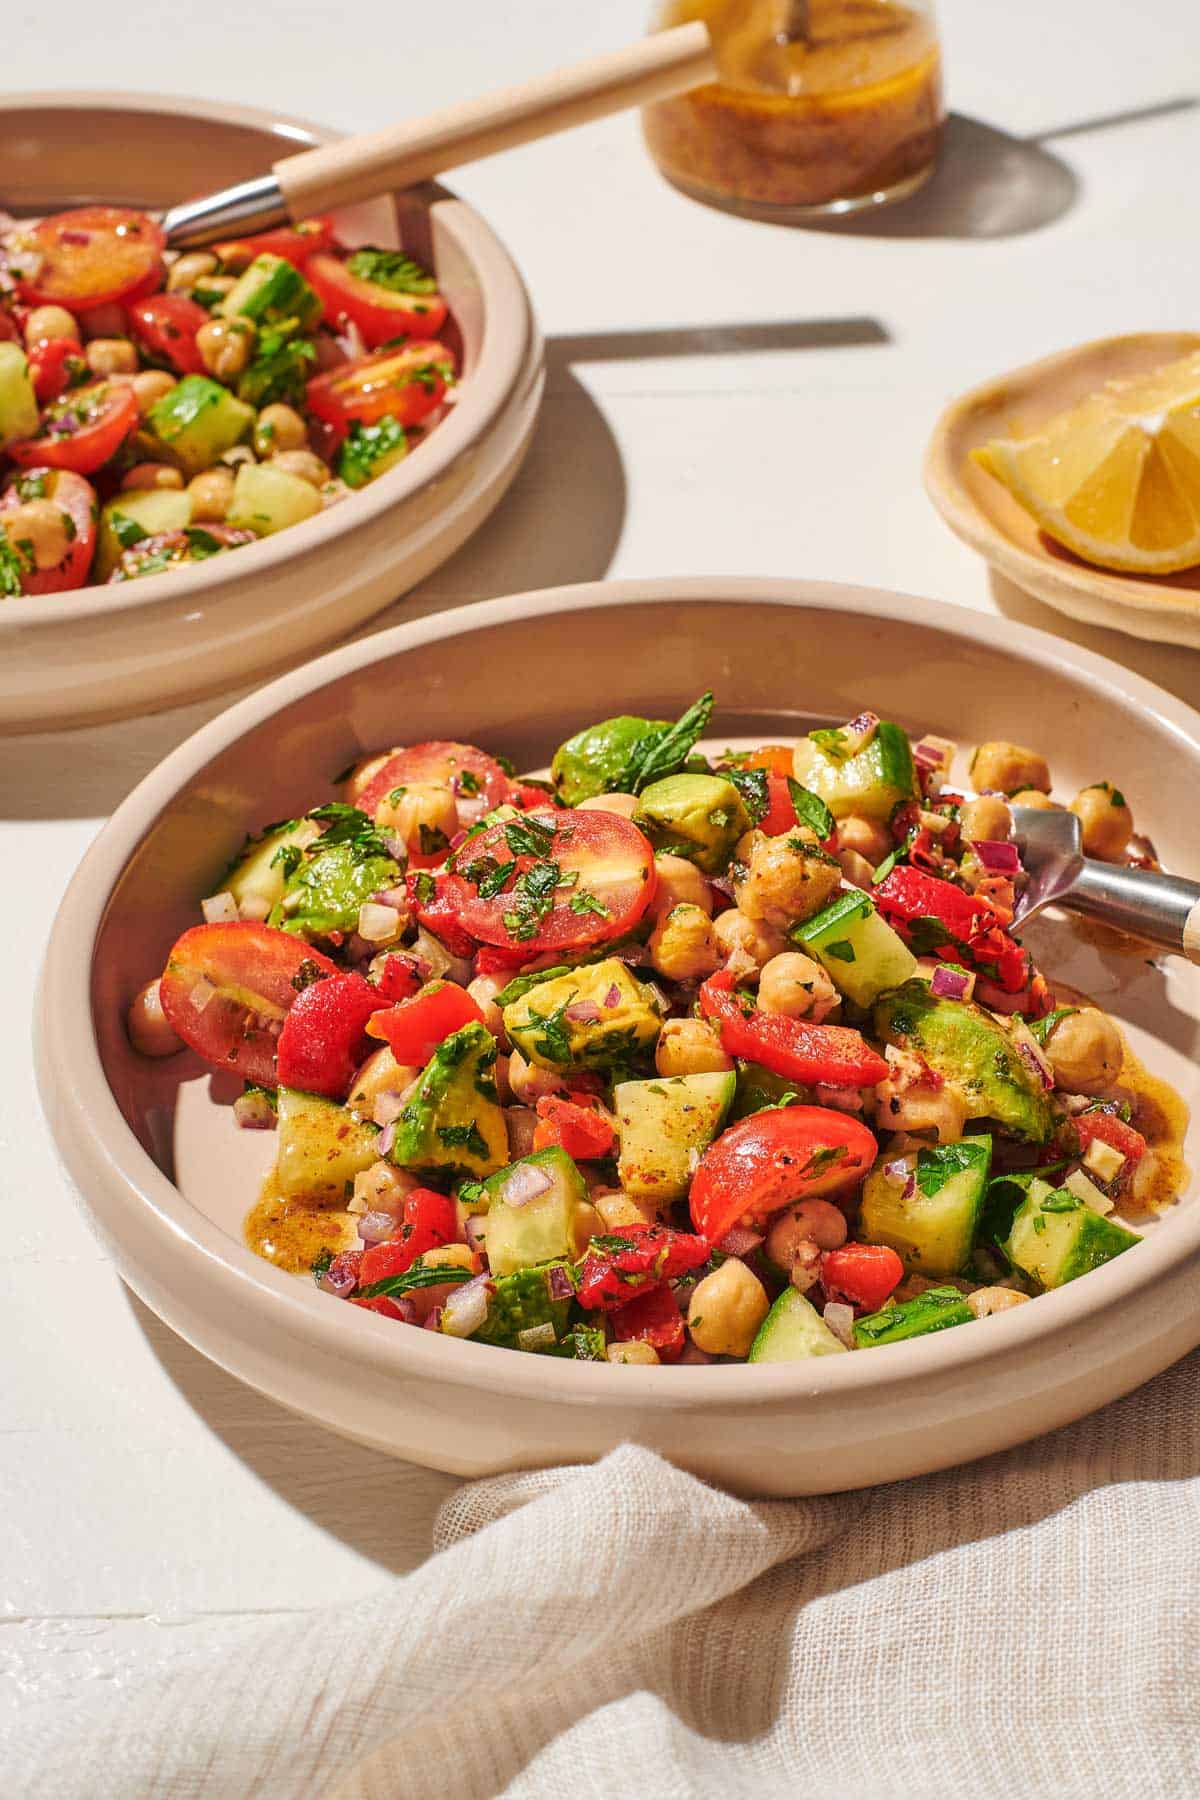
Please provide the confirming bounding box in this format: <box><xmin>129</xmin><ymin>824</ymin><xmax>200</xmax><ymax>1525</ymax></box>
<box><xmin>626</xmin><ymin>692</ymin><xmax>714</xmax><ymax>793</ymax></box>
<box><xmin>358</xmin><ymin>1262</ymin><xmax>475</xmax><ymax>1300</ymax></box>
<box><xmin>494</xmin><ymin>966</ymin><xmax>572</xmax><ymax>1007</ymax></box>
<box><xmin>786</xmin><ymin>778</ymin><xmax>834</xmax><ymax>842</ymax></box>
<box><xmin>504</xmin><ymin>816</ymin><xmax>556</xmax><ymax>859</ymax></box>
<box><xmin>724</xmin><ymin>766</ymin><xmax>769</xmax><ymax>824</ymax></box>
<box><xmin>336</xmin><ymin>414</ymin><xmax>408</xmax><ymax>490</ymax></box>
<box><xmin>824</xmin><ymin>940</ymin><xmax>856</xmax><ymax>963</ymax></box>
<box><xmin>915</xmin><ymin>1139</ymin><xmax>989</xmax><ymax>1198</ymax></box>
<box><xmin>569</xmin><ymin>891</ymin><xmax>610</xmax><ymax>919</ymax></box>
<box><xmin>502</xmin><ymin>859</ymin><xmax>561</xmax><ymax>940</ymax></box>
<box><xmin>1030</xmin><ymin>1006</ymin><xmax>1079</xmax><ymax>1047</ymax></box>
<box><xmin>344</xmin><ymin>247</ymin><xmax>438</xmax><ymax>295</ymax></box>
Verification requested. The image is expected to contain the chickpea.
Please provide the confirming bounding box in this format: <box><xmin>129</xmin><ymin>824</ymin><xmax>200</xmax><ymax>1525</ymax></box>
<box><xmin>652</xmin><ymin>851</ymin><xmax>712</xmax><ymax>918</ymax></box>
<box><xmin>593</xmin><ymin>1187</ymin><xmax>660</xmax><ymax>1230</ymax></box>
<box><xmin>507</xmin><ymin>1049</ymin><xmax>566</xmax><ymax>1105</ymax></box>
<box><xmin>375</xmin><ymin>781</ymin><xmax>458</xmax><ymax>859</ymax></box>
<box><xmin>712</xmin><ymin>907</ymin><xmax>787</xmax><ymax>977</ymax></box>
<box><xmin>734</xmin><ymin>832</ymin><xmax>841</xmax><ymax>929</ymax></box>
<box><xmin>252</xmin><ymin>402</ymin><xmax>309</xmax><ymax>457</ymax></box>
<box><xmin>1043</xmin><ymin>1008</ymin><xmax>1123</xmax><ymax>1095</ymax></box>
<box><xmin>758</xmin><ymin>952</ymin><xmax>839</xmax><ymax>1023</ymax></box>
<box><xmin>187</xmin><ymin>466</ymin><xmax>236</xmax><ymax>523</ymax></box>
<box><xmin>969</xmin><ymin>741</ymin><xmax>1051</xmax><ymax>796</ymax></box>
<box><xmin>1010</xmin><ymin>788</ymin><xmax>1061</xmax><ymax>813</ymax></box>
<box><xmin>960</xmin><ymin>795</ymin><xmax>1012</xmax><ymax>843</ymax></box>
<box><xmin>196</xmin><ymin>316</ymin><xmax>254</xmax><ymax>381</ymax></box>
<box><xmin>967</xmin><ymin>1287</ymin><xmax>1031</xmax><ymax>1319</ymax></box>
<box><xmin>166</xmin><ymin>251</ymin><xmax>218</xmax><ymax>293</ymax></box>
<box><xmin>505</xmin><ymin>1106</ymin><xmax>538</xmax><ymax>1158</ymax></box>
<box><xmin>647</xmin><ymin>902</ymin><xmax>721</xmax><ymax>982</ymax></box>
<box><xmin>687</xmin><ymin>1258</ymin><xmax>769</xmax><ymax>1358</ymax></box>
<box><xmin>838</xmin><ymin>849</ymin><xmax>876</xmax><ymax>890</ymax></box>
<box><xmin>24</xmin><ymin>304</ymin><xmax>79</xmax><ymax>346</ymax></box>
<box><xmin>765</xmin><ymin>1198</ymin><xmax>848</xmax><ymax>1266</ymax></box>
<box><xmin>466</xmin><ymin>974</ymin><xmax>507</xmax><ymax>1040</ymax></box>
<box><xmin>1070</xmin><ymin>784</ymin><xmax>1133</xmax><ymax>861</ymax></box>
<box><xmin>351</xmin><ymin>1159</ymin><xmax>420</xmax><ymax>1216</ymax></box>
<box><xmin>573</xmin><ymin>1202</ymin><xmax>604</xmax><ymax>1256</ymax></box>
<box><xmin>270</xmin><ymin>449</ymin><xmax>329</xmax><ymax>489</ymax></box>
<box><xmin>130</xmin><ymin>369</ymin><xmax>176</xmax><ymax>416</ymax></box>
<box><xmin>1</xmin><ymin>500</ymin><xmax>72</xmax><ymax>572</ymax></box>
<box><xmin>347</xmin><ymin>1045</ymin><xmax>419</xmax><ymax>1116</ymax></box>
<box><xmin>838</xmin><ymin>815</ymin><xmax>891</xmax><ymax>866</ymax></box>
<box><xmin>85</xmin><ymin>337</ymin><xmax>137</xmax><ymax>378</ymax></box>
<box><xmin>577</xmin><ymin>792</ymin><xmax>639</xmax><ymax>819</ymax></box>
<box><xmin>655</xmin><ymin>1017</ymin><xmax>733</xmax><ymax>1078</ymax></box>
<box><xmin>607</xmin><ymin>1341</ymin><xmax>660</xmax><ymax>1365</ymax></box>
<box><xmin>126</xmin><ymin>978</ymin><xmax>182</xmax><ymax>1057</ymax></box>
<box><xmin>121</xmin><ymin>462</ymin><xmax>184</xmax><ymax>493</ymax></box>
<box><xmin>872</xmin><ymin>1073</ymin><xmax>968</xmax><ymax>1142</ymax></box>
<box><xmin>345</xmin><ymin>753</ymin><xmax>392</xmax><ymax>802</ymax></box>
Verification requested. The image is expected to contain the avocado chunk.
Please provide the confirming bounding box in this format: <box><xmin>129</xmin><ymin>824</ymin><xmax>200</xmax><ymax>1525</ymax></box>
<box><xmin>481</xmin><ymin>1147</ymin><xmax>589</xmax><ymax>1276</ymax></box>
<box><xmin>792</xmin><ymin>720</ymin><xmax>918</xmax><ymax>823</ymax></box>
<box><xmin>1004</xmin><ymin>1177</ymin><xmax>1140</xmax><ymax>1291</ymax></box>
<box><xmin>221</xmin><ymin>817</ymin><xmax>323</xmax><ymax>917</ymax></box>
<box><xmin>791</xmin><ymin>889</ymin><xmax>917</xmax><ymax>1008</ymax></box>
<box><xmin>852</xmin><ymin>1286</ymin><xmax>974</xmax><ymax>1348</ymax></box>
<box><xmin>749</xmin><ymin>1288</ymin><xmax>848</xmax><ymax>1362</ymax></box>
<box><xmin>390</xmin><ymin>1022</ymin><xmax>508</xmax><ymax>1180</ymax></box>
<box><xmin>219</xmin><ymin>253</ymin><xmax>322</xmax><ymax>330</ymax></box>
<box><xmin>275</xmin><ymin>1088</ymin><xmax>379</xmax><ymax>1203</ymax></box>
<box><xmin>614</xmin><ymin>1071</ymin><xmax>735</xmax><ymax>1205</ymax></box>
<box><xmin>472</xmin><ymin>1260</ymin><xmax>576</xmax><ymax>1349</ymax></box>
<box><xmin>146</xmin><ymin>375</ymin><xmax>255</xmax><ymax>478</ymax></box>
<box><xmin>873</xmin><ymin>981</ymin><xmax>1053</xmax><ymax>1144</ymax></box>
<box><xmin>0</xmin><ymin>342</ymin><xmax>39</xmax><ymax>447</ymax></box>
<box><xmin>270</xmin><ymin>835</ymin><xmax>401</xmax><ymax>941</ymax></box>
<box><xmin>860</xmin><ymin>1136</ymin><xmax>992</xmax><ymax>1278</ymax></box>
<box><xmin>503</xmin><ymin>957</ymin><xmax>663</xmax><ymax>1072</ymax></box>
<box><xmin>634</xmin><ymin>773</ymin><xmax>750</xmax><ymax>874</ymax></box>
<box><xmin>551</xmin><ymin>713</ymin><xmax>671</xmax><ymax>805</ymax></box>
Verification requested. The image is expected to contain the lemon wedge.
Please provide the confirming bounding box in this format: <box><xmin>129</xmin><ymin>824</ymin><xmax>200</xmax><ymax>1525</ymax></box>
<box><xmin>974</xmin><ymin>349</ymin><xmax>1200</xmax><ymax>573</ymax></box>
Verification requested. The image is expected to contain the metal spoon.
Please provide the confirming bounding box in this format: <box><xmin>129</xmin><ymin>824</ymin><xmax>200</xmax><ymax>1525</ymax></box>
<box><xmin>1011</xmin><ymin>805</ymin><xmax>1200</xmax><ymax>963</ymax></box>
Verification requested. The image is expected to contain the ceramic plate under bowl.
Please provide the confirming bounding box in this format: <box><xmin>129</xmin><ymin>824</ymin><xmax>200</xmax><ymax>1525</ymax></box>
<box><xmin>924</xmin><ymin>332</ymin><xmax>1200</xmax><ymax>648</ymax></box>
<box><xmin>0</xmin><ymin>92</ymin><xmax>543</xmax><ymax>732</ymax></box>
<box><xmin>37</xmin><ymin>578</ymin><xmax>1200</xmax><ymax>1496</ymax></box>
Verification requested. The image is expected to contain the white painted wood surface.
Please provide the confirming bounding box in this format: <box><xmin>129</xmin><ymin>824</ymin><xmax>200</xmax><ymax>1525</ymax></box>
<box><xmin>3</xmin><ymin>0</ymin><xmax>1199</xmax><ymax>1748</ymax></box>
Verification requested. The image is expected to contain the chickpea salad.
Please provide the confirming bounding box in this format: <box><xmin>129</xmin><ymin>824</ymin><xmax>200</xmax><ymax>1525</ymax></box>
<box><xmin>129</xmin><ymin>701</ymin><xmax>1185</xmax><ymax>1367</ymax></box>
<box><xmin>0</xmin><ymin>207</ymin><xmax>457</xmax><ymax>595</ymax></box>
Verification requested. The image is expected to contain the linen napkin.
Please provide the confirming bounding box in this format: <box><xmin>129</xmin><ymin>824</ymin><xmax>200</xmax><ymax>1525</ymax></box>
<box><xmin>11</xmin><ymin>1350</ymin><xmax>1200</xmax><ymax>1800</ymax></box>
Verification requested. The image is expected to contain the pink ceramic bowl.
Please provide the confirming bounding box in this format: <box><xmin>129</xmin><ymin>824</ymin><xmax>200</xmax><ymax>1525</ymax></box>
<box><xmin>0</xmin><ymin>92</ymin><xmax>543</xmax><ymax>731</ymax></box>
<box><xmin>37</xmin><ymin>579</ymin><xmax>1200</xmax><ymax>1496</ymax></box>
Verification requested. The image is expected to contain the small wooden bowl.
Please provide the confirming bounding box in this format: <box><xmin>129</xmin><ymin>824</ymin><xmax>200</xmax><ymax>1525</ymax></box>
<box><xmin>924</xmin><ymin>332</ymin><xmax>1200</xmax><ymax>647</ymax></box>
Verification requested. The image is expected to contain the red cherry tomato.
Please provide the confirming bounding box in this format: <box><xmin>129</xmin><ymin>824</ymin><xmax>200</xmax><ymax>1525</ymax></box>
<box><xmin>8</xmin><ymin>379</ymin><xmax>137</xmax><ymax>474</ymax></box>
<box><xmin>304</xmin><ymin>252</ymin><xmax>449</xmax><ymax>350</ymax></box>
<box><xmin>699</xmin><ymin>971</ymin><xmax>888</xmax><ymax>1089</ymax></box>
<box><xmin>741</xmin><ymin>746</ymin><xmax>795</xmax><ymax>777</ymax></box>
<box><xmin>689</xmin><ymin>1106</ymin><xmax>878</xmax><ymax>1241</ymax></box>
<box><xmin>576</xmin><ymin>1221</ymin><xmax>710</xmax><ymax>1311</ymax></box>
<box><xmin>373</xmin><ymin>953</ymin><xmax>424</xmax><ymax>1004</ymax></box>
<box><xmin>351</xmin><ymin>1295</ymin><xmax>407</xmax><ymax>1319</ymax></box>
<box><xmin>405</xmin><ymin>870</ymin><xmax>478</xmax><ymax>960</ymax></box>
<box><xmin>275</xmin><ymin>970</ymin><xmax>382</xmax><ymax>1100</ymax></box>
<box><xmin>0</xmin><ymin>311</ymin><xmax>17</xmax><ymax>343</ymax></box>
<box><xmin>610</xmin><ymin>1284</ymin><xmax>685</xmax><ymax>1361</ymax></box>
<box><xmin>128</xmin><ymin>293</ymin><xmax>209</xmax><ymax>375</ymax></box>
<box><xmin>0</xmin><ymin>468</ymin><xmax>97</xmax><ymax>594</ymax></box>
<box><xmin>820</xmin><ymin>1242</ymin><xmax>904</xmax><ymax>1312</ymax></box>
<box><xmin>450</xmin><ymin>808</ymin><xmax>657</xmax><ymax>954</ymax></box>
<box><xmin>531</xmin><ymin>1094</ymin><xmax>615</xmax><ymax>1161</ymax></box>
<box><xmin>365</xmin><ymin>981</ymin><xmax>484</xmax><ymax>1067</ymax></box>
<box><xmin>759</xmin><ymin>773</ymin><xmax>799</xmax><ymax>837</ymax></box>
<box><xmin>356</xmin><ymin>740</ymin><xmax>513</xmax><ymax>823</ymax></box>
<box><xmin>306</xmin><ymin>340</ymin><xmax>455</xmax><ymax>435</ymax></box>
<box><xmin>214</xmin><ymin>216</ymin><xmax>336</xmax><ymax>270</ymax></box>
<box><xmin>359</xmin><ymin>1189</ymin><xmax>458</xmax><ymax>1286</ymax></box>
<box><xmin>158</xmin><ymin>923</ymin><xmax>339</xmax><ymax>1087</ymax></box>
<box><xmin>18</xmin><ymin>206</ymin><xmax>165</xmax><ymax>308</ymax></box>
<box><xmin>26</xmin><ymin>337</ymin><xmax>89</xmax><ymax>402</ymax></box>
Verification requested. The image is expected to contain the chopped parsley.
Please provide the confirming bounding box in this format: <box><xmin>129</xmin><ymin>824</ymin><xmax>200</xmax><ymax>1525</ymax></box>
<box><xmin>15</xmin><ymin>472</ymin><xmax>47</xmax><ymax>501</ymax></box>
<box><xmin>291</xmin><ymin>957</ymin><xmax>330</xmax><ymax>992</ymax></box>
<box><xmin>504</xmin><ymin>816</ymin><xmax>556</xmax><ymax>859</ymax></box>
<box><xmin>625</xmin><ymin>692</ymin><xmax>714</xmax><ymax>793</ymax></box>
<box><xmin>337</xmin><ymin>414</ymin><xmax>408</xmax><ymax>490</ymax></box>
<box><xmin>823</xmin><ymin>939</ymin><xmax>856</xmax><ymax>963</ymax></box>
<box><xmin>0</xmin><ymin>534</ymin><xmax>31</xmax><ymax>598</ymax></box>
<box><xmin>463</xmin><ymin>856</ymin><xmax>516</xmax><ymax>899</ymax></box>
<box><xmin>915</xmin><ymin>1139</ymin><xmax>989</xmax><ymax>1198</ymax></box>
<box><xmin>872</xmin><ymin>848</ymin><xmax>900</xmax><ymax>884</ymax></box>
<box><xmin>184</xmin><ymin>526</ymin><xmax>224</xmax><ymax>559</ymax></box>
<box><xmin>437</xmin><ymin>1122</ymin><xmax>490</xmax><ymax>1160</ymax></box>
<box><xmin>494</xmin><ymin>965</ymin><xmax>572</xmax><ymax>1007</ymax></box>
<box><xmin>345</xmin><ymin>247</ymin><xmax>438</xmax><ymax>295</ymax></box>
<box><xmin>456</xmin><ymin>769</ymin><xmax>481</xmax><ymax>796</ymax></box>
<box><xmin>502</xmin><ymin>859</ymin><xmax>561</xmax><ymax>940</ymax></box>
<box><xmin>236</xmin><ymin>319</ymin><xmax>317</xmax><ymax>408</ymax></box>
<box><xmin>809</xmin><ymin>727</ymin><xmax>849</xmax><ymax>762</ymax></box>
<box><xmin>528</xmin><ymin>997</ymin><xmax>574</xmax><ymax>1064</ymax></box>
<box><xmin>418</xmin><ymin>823</ymin><xmax>449</xmax><ymax>857</ymax></box>
<box><xmin>270</xmin><ymin>843</ymin><xmax>303</xmax><ymax>880</ymax></box>
<box><xmin>110</xmin><ymin>510</ymin><xmax>151</xmax><ymax>551</ymax></box>
<box><xmin>724</xmin><ymin>765</ymin><xmax>769</xmax><ymax>824</ymax></box>
<box><xmin>569</xmin><ymin>891</ymin><xmax>610</xmax><ymax>919</ymax></box>
<box><xmin>306</xmin><ymin>801</ymin><xmax>391</xmax><ymax>859</ymax></box>
<box><xmin>358</xmin><ymin>1261</ymin><xmax>474</xmax><ymax>1301</ymax></box>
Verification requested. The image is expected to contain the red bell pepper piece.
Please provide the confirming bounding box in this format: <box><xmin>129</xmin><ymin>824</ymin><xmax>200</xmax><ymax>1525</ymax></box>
<box><xmin>532</xmin><ymin>1094</ymin><xmax>615</xmax><ymax>1160</ymax></box>
<box><xmin>373</xmin><ymin>953</ymin><xmax>424</xmax><ymax>1004</ymax></box>
<box><xmin>366</xmin><ymin>981</ymin><xmax>484</xmax><ymax>1067</ymax></box>
<box><xmin>474</xmin><ymin>943</ymin><xmax>531</xmax><ymax>977</ymax></box>
<box><xmin>358</xmin><ymin>1189</ymin><xmax>458</xmax><ymax>1286</ymax></box>
<box><xmin>873</xmin><ymin>866</ymin><xmax>1032</xmax><ymax>994</ymax></box>
<box><xmin>275</xmin><ymin>970</ymin><xmax>382</xmax><ymax>1100</ymax></box>
<box><xmin>576</xmin><ymin>1221</ymin><xmax>710</xmax><ymax>1311</ymax></box>
<box><xmin>820</xmin><ymin>1242</ymin><xmax>904</xmax><ymax>1311</ymax></box>
<box><xmin>1068</xmin><ymin>1108</ymin><xmax>1146</xmax><ymax>1171</ymax></box>
<box><xmin>610</xmin><ymin>1283</ymin><xmax>685</xmax><ymax>1361</ymax></box>
<box><xmin>406</xmin><ymin>869</ymin><xmax>477</xmax><ymax>960</ymax></box>
<box><xmin>699</xmin><ymin>971</ymin><xmax>888</xmax><ymax>1088</ymax></box>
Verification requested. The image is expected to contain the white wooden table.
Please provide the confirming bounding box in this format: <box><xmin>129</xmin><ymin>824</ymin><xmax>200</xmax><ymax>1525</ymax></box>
<box><xmin>3</xmin><ymin>0</ymin><xmax>1199</xmax><ymax>1740</ymax></box>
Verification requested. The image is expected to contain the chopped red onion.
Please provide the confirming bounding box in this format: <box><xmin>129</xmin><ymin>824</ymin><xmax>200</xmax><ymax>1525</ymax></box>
<box><xmin>189</xmin><ymin>975</ymin><xmax>217</xmax><ymax>1013</ymax></box>
<box><xmin>383</xmin><ymin>833</ymin><xmax>407</xmax><ymax>861</ymax></box>
<box><xmin>201</xmin><ymin>891</ymin><xmax>239</xmax><ymax>925</ymax></box>
<box><xmin>719</xmin><ymin>1226</ymin><xmax>763</xmax><ymax>1257</ymax></box>
<box><xmin>442</xmin><ymin>1272</ymin><xmax>495</xmax><ymax>1338</ymax></box>
<box><xmin>603</xmin><ymin>984</ymin><xmax>621</xmax><ymax>1009</ymax></box>
<box><xmin>377</xmin><ymin>1120</ymin><xmax>397</xmax><ymax>1158</ymax></box>
<box><xmin>677</xmin><ymin>1343</ymin><xmax>714</xmax><ymax>1364</ymax></box>
<box><xmin>424</xmin><ymin>1307</ymin><xmax>444</xmax><ymax>1332</ymax></box>
<box><xmin>448</xmin><ymin>827</ymin><xmax>468</xmax><ymax>850</ymax></box>
<box><xmin>882</xmin><ymin>1157</ymin><xmax>912</xmax><ymax>1186</ymax></box>
<box><xmin>357</xmin><ymin>902</ymin><xmax>401</xmax><ymax>944</ymax></box>
<box><xmin>500</xmin><ymin>1162</ymin><xmax>554</xmax><ymax>1208</ymax></box>
<box><xmin>464</xmin><ymin>1215</ymin><xmax>488</xmax><ymax>1253</ymax></box>
<box><xmin>845</xmin><ymin>711</ymin><xmax>879</xmax><ymax>752</ymax></box>
<box><xmin>318</xmin><ymin>1266</ymin><xmax>356</xmax><ymax>1299</ymax></box>
<box><xmin>233</xmin><ymin>1090</ymin><xmax>276</xmax><ymax>1131</ymax></box>
<box><xmin>372</xmin><ymin>1091</ymin><xmax>406</xmax><ymax>1127</ymax></box>
<box><xmin>546</xmin><ymin>1263</ymin><xmax>575</xmax><ymax>1301</ymax></box>
<box><xmin>823</xmin><ymin>1302</ymin><xmax>856</xmax><ymax>1348</ymax></box>
<box><xmin>709</xmin><ymin>874</ymin><xmax>736</xmax><ymax>899</ymax></box>
<box><xmin>930</xmin><ymin>964</ymin><xmax>972</xmax><ymax>1002</ymax></box>
<box><xmin>565</xmin><ymin>1001</ymin><xmax>602</xmax><ymax>1023</ymax></box>
<box><xmin>972</xmin><ymin>839</ymin><xmax>1021</xmax><ymax>874</ymax></box>
<box><xmin>1015</xmin><ymin>1037</ymin><xmax>1054</xmax><ymax>1091</ymax></box>
<box><xmin>373</xmin><ymin>885</ymin><xmax>409</xmax><ymax>911</ymax></box>
<box><xmin>358</xmin><ymin>1210</ymin><xmax>395</xmax><ymax>1246</ymax></box>
<box><xmin>913</xmin><ymin>735</ymin><xmax>954</xmax><ymax>771</ymax></box>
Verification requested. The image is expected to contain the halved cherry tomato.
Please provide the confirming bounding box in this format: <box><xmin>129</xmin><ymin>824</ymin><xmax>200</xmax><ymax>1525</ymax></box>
<box><xmin>214</xmin><ymin>216</ymin><xmax>336</xmax><ymax>271</ymax></box>
<box><xmin>365</xmin><ymin>981</ymin><xmax>484</xmax><ymax>1066</ymax></box>
<box><xmin>576</xmin><ymin>1221</ymin><xmax>710</xmax><ymax>1311</ymax></box>
<box><xmin>373</xmin><ymin>953</ymin><xmax>424</xmax><ymax>1003</ymax></box>
<box><xmin>306</xmin><ymin>340</ymin><xmax>455</xmax><ymax>435</ymax></box>
<box><xmin>474</xmin><ymin>944</ymin><xmax>531</xmax><ymax>977</ymax></box>
<box><xmin>8</xmin><ymin>379</ymin><xmax>137</xmax><ymax>474</ymax></box>
<box><xmin>610</xmin><ymin>1284</ymin><xmax>685</xmax><ymax>1361</ymax></box>
<box><xmin>405</xmin><ymin>870</ymin><xmax>478</xmax><ymax>960</ymax></box>
<box><xmin>741</xmin><ymin>746</ymin><xmax>795</xmax><ymax>777</ymax></box>
<box><xmin>27</xmin><ymin>337</ymin><xmax>89</xmax><ymax>403</ymax></box>
<box><xmin>128</xmin><ymin>293</ymin><xmax>208</xmax><ymax>375</ymax></box>
<box><xmin>304</xmin><ymin>252</ymin><xmax>449</xmax><ymax>350</ymax></box>
<box><xmin>359</xmin><ymin>1189</ymin><xmax>458</xmax><ymax>1285</ymax></box>
<box><xmin>699</xmin><ymin>971</ymin><xmax>888</xmax><ymax>1089</ymax></box>
<box><xmin>275</xmin><ymin>970</ymin><xmax>382</xmax><ymax>1100</ymax></box>
<box><xmin>514</xmin><ymin>783</ymin><xmax>557</xmax><ymax>812</ymax></box>
<box><xmin>689</xmin><ymin>1106</ymin><xmax>878</xmax><ymax>1240</ymax></box>
<box><xmin>0</xmin><ymin>468</ymin><xmax>97</xmax><ymax>594</ymax></box>
<box><xmin>532</xmin><ymin>1094</ymin><xmax>615</xmax><ymax>1160</ymax></box>
<box><xmin>158</xmin><ymin>923</ymin><xmax>338</xmax><ymax>1087</ymax></box>
<box><xmin>0</xmin><ymin>311</ymin><xmax>17</xmax><ymax>343</ymax></box>
<box><xmin>820</xmin><ymin>1242</ymin><xmax>903</xmax><ymax>1311</ymax></box>
<box><xmin>760</xmin><ymin>773</ymin><xmax>798</xmax><ymax>837</ymax></box>
<box><xmin>356</xmin><ymin>740</ymin><xmax>513</xmax><ymax>823</ymax></box>
<box><xmin>449</xmin><ymin>808</ymin><xmax>657</xmax><ymax>954</ymax></box>
<box><xmin>18</xmin><ymin>206</ymin><xmax>165</xmax><ymax>308</ymax></box>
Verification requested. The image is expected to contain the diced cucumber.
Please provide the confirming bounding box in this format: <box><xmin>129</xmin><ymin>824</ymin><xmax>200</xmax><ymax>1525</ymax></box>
<box><xmin>227</xmin><ymin>461</ymin><xmax>322</xmax><ymax>537</ymax></box>
<box><xmin>0</xmin><ymin>342</ymin><xmax>39</xmax><ymax>447</ymax></box>
<box><xmin>222</xmin><ymin>816</ymin><xmax>323</xmax><ymax>917</ymax></box>
<box><xmin>482</xmin><ymin>1147</ymin><xmax>589</xmax><ymax>1277</ymax></box>
<box><xmin>95</xmin><ymin>488</ymin><xmax>194</xmax><ymax>580</ymax></box>
<box><xmin>147</xmin><ymin>375</ymin><xmax>255</xmax><ymax>478</ymax></box>
<box><xmin>219</xmin><ymin>253</ymin><xmax>322</xmax><ymax>330</ymax></box>
<box><xmin>1004</xmin><ymin>1177</ymin><xmax>1140</xmax><ymax>1291</ymax></box>
<box><xmin>614</xmin><ymin>1071</ymin><xmax>735</xmax><ymax>1206</ymax></box>
<box><xmin>390</xmin><ymin>1022</ymin><xmax>508</xmax><ymax>1180</ymax></box>
<box><xmin>852</xmin><ymin>1286</ymin><xmax>974</xmax><ymax>1347</ymax></box>
<box><xmin>748</xmin><ymin>1288</ymin><xmax>848</xmax><ymax>1362</ymax></box>
<box><xmin>471</xmin><ymin>1261</ymin><xmax>575</xmax><ymax>1349</ymax></box>
<box><xmin>792</xmin><ymin>720</ymin><xmax>918</xmax><ymax>823</ymax></box>
<box><xmin>275</xmin><ymin>1087</ymin><xmax>379</xmax><ymax>1203</ymax></box>
<box><xmin>860</xmin><ymin>1136</ymin><xmax>992</xmax><ymax>1278</ymax></box>
<box><xmin>791</xmin><ymin>889</ymin><xmax>917</xmax><ymax>1007</ymax></box>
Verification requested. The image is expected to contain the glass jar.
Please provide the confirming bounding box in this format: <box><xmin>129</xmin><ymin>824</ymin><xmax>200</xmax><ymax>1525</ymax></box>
<box><xmin>643</xmin><ymin>0</ymin><xmax>945</xmax><ymax>221</ymax></box>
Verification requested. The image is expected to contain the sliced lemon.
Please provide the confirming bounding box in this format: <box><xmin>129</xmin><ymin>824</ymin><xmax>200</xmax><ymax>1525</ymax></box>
<box><xmin>973</xmin><ymin>349</ymin><xmax>1200</xmax><ymax>573</ymax></box>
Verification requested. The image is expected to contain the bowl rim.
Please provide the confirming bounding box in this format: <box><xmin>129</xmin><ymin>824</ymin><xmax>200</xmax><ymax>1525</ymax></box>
<box><xmin>38</xmin><ymin>575</ymin><xmax>1200</xmax><ymax>1411</ymax></box>
<box><xmin>0</xmin><ymin>87</ymin><xmax>535</xmax><ymax>630</ymax></box>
